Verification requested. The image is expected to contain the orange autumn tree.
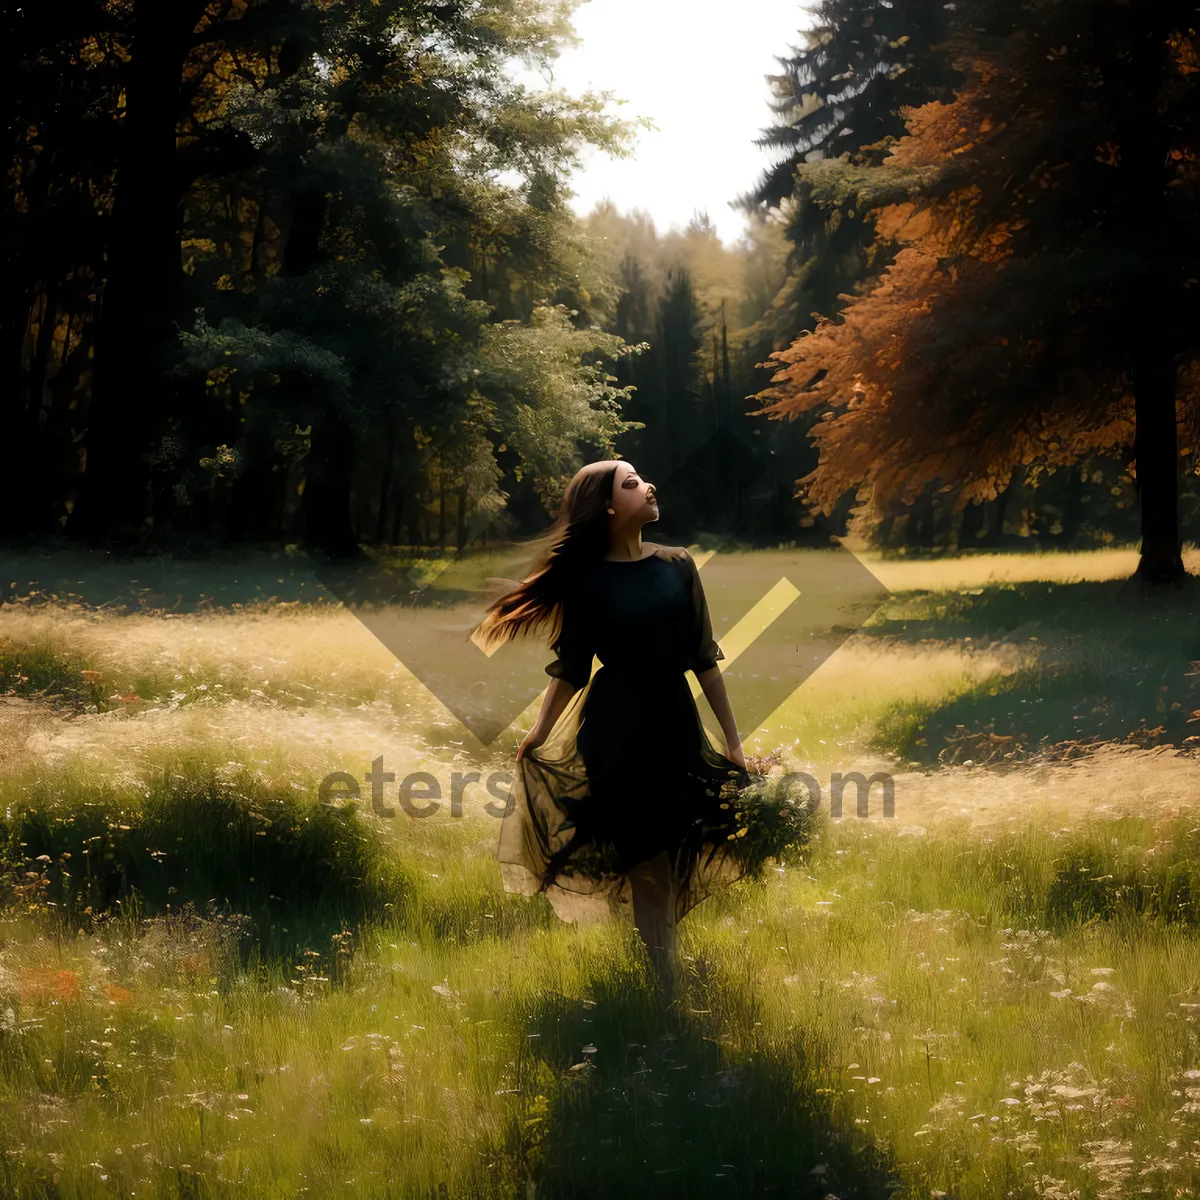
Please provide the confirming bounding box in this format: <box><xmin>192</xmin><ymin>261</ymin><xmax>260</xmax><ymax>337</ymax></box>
<box><xmin>751</xmin><ymin>0</ymin><xmax>1200</xmax><ymax>583</ymax></box>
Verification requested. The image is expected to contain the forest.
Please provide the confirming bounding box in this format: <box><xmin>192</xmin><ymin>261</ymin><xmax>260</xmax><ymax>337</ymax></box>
<box><xmin>10</xmin><ymin>5</ymin><xmax>1200</xmax><ymax>1198</ymax></box>
<box><xmin>8</xmin><ymin>0</ymin><xmax>1200</xmax><ymax>579</ymax></box>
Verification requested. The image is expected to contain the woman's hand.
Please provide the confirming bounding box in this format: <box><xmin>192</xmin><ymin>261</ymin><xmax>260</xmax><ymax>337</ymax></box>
<box><xmin>516</xmin><ymin>726</ymin><xmax>548</xmax><ymax>763</ymax></box>
<box><xmin>725</xmin><ymin>738</ymin><xmax>747</xmax><ymax>770</ymax></box>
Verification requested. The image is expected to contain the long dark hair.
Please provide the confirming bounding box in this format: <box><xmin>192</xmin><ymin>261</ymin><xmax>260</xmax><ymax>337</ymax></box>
<box><xmin>472</xmin><ymin>460</ymin><xmax>621</xmax><ymax>652</ymax></box>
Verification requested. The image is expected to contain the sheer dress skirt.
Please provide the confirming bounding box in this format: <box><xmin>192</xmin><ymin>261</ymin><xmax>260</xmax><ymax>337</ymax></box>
<box><xmin>495</xmin><ymin>545</ymin><xmax>753</xmax><ymax>926</ymax></box>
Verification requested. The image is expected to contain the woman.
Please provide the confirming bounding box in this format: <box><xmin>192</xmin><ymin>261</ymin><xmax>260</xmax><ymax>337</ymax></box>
<box><xmin>472</xmin><ymin>459</ymin><xmax>753</xmax><ymax>1002</ymax></box>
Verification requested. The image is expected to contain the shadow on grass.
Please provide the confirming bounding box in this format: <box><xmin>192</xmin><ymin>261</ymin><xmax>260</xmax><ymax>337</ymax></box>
<box><xmin>498</xmin><ymin>960</ymin><xmax>898</xmax><ymax>1199</ymax></box>
<box><xmin>1</xmin><ymin>766</ymin><xmax>410</xmax><ymax>970</ymax></box>
<box><xmin>862</xmin><ymin>577</ymin><xmax>1200</xmax><ymax>764</ymax></box>
<box><xmin>0</xmin><ymin>543</ymin><xmax>520</xmax><ymax>614</ymax></box>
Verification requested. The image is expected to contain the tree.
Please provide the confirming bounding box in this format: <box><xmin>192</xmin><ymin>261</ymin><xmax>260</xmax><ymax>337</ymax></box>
<box><xmin>3</xmin><ymin>0</ymin><xmax>644</xmax><ymax>552</ymax></box>
<box><xmin>2</xmin><ymin>1</ymin><xmax>127</xmax><ymax>537</ymax></box>
<box><xmin>574</xmin><ymin>201</ymin><xmax>822</xmax><ymax>542</ymax></box>
<box><xmin>475</xmin><ymin>304</ymin><xmax>646</xmax><ymax>520</ymax></box>
<box><xmin>654</xmin><ymin>266</ymin><xmax>705</xmax><ymax>479</ymax></box>
<box><xmin>736</xmin><ymin>0</ymin><xmax>963</xmax><ymax>342</ymax></box>
<box><xmin>751</xmin><ymin>1</ymin><xmax>1200</xmax><ymax>584</ymax></box>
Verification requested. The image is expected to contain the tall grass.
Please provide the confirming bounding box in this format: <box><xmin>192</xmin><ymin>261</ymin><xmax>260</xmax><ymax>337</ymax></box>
<box><xmin>677</xmin><ymin>810</ymin><xmax>1200</xmax><ymax>1198</ymax></box>
<box><xmin>2</xmin><ymin>761</ymin><xmax>406</xmax><ymax>965</ymax></box>
<box><xmin>2</xmin><ymin>547</ymin><xmax>1200</xmax><ymax>1196</ymax></box>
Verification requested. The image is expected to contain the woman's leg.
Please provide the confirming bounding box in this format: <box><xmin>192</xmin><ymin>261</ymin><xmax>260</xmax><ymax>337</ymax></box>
<box><xmin>629</xmin><ymin>850</ymin><xmax>679</xmax><ymax>1000</ymax></box>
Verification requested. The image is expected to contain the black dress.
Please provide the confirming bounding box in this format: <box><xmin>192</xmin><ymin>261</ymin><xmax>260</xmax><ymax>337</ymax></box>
<box><xmin>496</xmin><ymin>542</ymin><xmax>753</xmax><ymax>926</ymax></box>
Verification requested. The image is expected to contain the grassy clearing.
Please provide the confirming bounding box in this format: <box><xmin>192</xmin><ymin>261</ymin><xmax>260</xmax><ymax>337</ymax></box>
<box><xmin>0</xmin><ymin>603</ymin><xmax>421</xmax><ymax>716</ymax></box>
<box><xmin>0</xmin><ymin>547</ymin><xmax>1018</xmax><ymax>777</ymax></box>
<box><xmin>723</xmin><ymin>808</ymin><xmax>1200</xmax><ymax>1198</ymax></box>
<box><xmin>8</xmin><ymin>802</ymin><xmax>1200</xmax><ymax>1198</ymax></box>
<box><xmin>859</xmin><ymin>575</ymin><xmax>1200</xmax><ymax>767</ymax></box>
<box><xmin>857</xmin><ymin>542</ymin><xmax>1200</xmax><ymax>591</ymax></box>
<box><xmin>2</xmin><ymin>546</ymin><xmax>1200</xmax><ymax>1197</ymax></box>
<box><xmin>0</xmin><ymin>908</ymin><xmax>562</xmax><ymax>1198</ymax></box>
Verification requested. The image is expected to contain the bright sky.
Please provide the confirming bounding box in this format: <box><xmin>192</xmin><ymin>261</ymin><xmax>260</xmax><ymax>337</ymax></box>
<box><xmin>517</xmin><ymin>0</ymin><xmax>813</xmax><ymax>247</ymax></box>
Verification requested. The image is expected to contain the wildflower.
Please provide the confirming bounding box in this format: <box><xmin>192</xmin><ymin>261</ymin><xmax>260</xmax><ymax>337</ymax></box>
<box><xmin>19</xmin><ymin>967</ymin><xmax>81</xmax><ymax>1004</ymax></box>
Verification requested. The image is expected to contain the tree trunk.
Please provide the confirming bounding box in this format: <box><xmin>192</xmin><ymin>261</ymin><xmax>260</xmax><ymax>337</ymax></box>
<box><xmin>374</xmin><ymin>416</ymin><xmax>397</xmax><ymax>546</ymax></box>
<box><xmin>438</xmin><ymin>469</ymin><xmax>447</xmax><ymax>549</ymax></box>
<box><xmin>408</xmin><ymin>485</ymin><xmax>423</xmax><ymax>549</ymax></box>
<box><xmin>1058</xmin><ymin>467</ymin><xmax>1086</xmax><ymax>549</ymax></box>
<box><xmin>0</xmin><ymin>6</ymin><xmax>40</xmax><ymax>536</ymax></box>
<box><xmin>958</xmin><ymin>498</ymin><xmax>986</xmax><ymax>547</ymax></box>
<box><xmin>456</xmin><ymin>482</ymin><xmax>468</xmax><ymax>553</ymax></box>
<box><xmin>227</xmin><ymin>426</ymin><xmax>279</xmax><ymax>543</ymax></box>
<box><xmin>305</xmin><ymin>409</ymin><xmax>358</xmax><ymax>556</ymax></box>
<box><xmin>390</xmin><ymin>482</ymin><xmax>406</xmax><ymax>547</ymax></box>
<box><xmin>1133</xmin><ymin>354</ymin><xmax>1182</xmax><ymax>582</ymax></box>
<box><xmin>7</xmin><ymin>292</ymin><xmax>59</xmax><ymax>536</ymax></box>
<box><xmin>906</xmin><ymin>481</ymin><xmax>937</xmax><ymax>549</ymax></box>
<box><xmin>980</xmin><ymin>480</ymin><xmax>1015</xmax><ymax>547</ymax></box>
<box><xmin>71</xmin><ymin>2</ymin><xmax>207</xmax><ymax>541</ymax></box>
<box><xmin>709</xmin><ymin>326</ymin><xmax>721</xmax><ymax>434</ymax></box>
<box><xmin>1102</xmin><ymin>7</ymin><xmax>1184</xmax><ymax>583</ymax></box>
<box><xmin>877</xmin><ymin>513</ymin><xmax>896</xmax><ymax>549</ymax></box>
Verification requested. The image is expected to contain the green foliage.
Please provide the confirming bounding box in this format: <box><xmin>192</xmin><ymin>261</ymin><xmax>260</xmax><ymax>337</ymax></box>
<box><xmin>725</xmin><ymin>769</ymin><xmax>819</xmax><ymax>877</ymax></box>
<box><xmin>572</xmin><ymin>204</ymin><xmax>822</xmax><ymax>542</ymax></box>
<box><xmin>476</xmin><ymin>304</ymin><xmax>646</xmax><ymax>510</ymax></box>
<box><xmin>1</xmin><ymin>765</ymin><xmax>408</xmax><ymax>962</ymax></box>
<box><xmin>738</xmin><ymin>0</ymin><xmax>963</xmax><ymax>343</ymax></box>
<box><xmin>4</xmin><ymin>0</ymin><xmax>645</xmax><ymax>548</ymax></box>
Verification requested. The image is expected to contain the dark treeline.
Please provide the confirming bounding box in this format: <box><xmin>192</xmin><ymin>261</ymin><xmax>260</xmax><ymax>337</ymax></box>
<box><xmin>1</xmin><ymin>0</ymin><xmax>818</xmax><ymax>557</ymax></box>
<box><xmin>4</xmin><ymin>0</ymin><xmax>648</xmax><ymax>554</ymax></box>
<box><xmin>7</xmin><ymin>0</ymin><xmax>1200</xmax><ymax>570</ymax></box>
<box><xmin>575</xmin><ymin>204</ymin><xmax>827</xmax><ymax>545</ymax></box>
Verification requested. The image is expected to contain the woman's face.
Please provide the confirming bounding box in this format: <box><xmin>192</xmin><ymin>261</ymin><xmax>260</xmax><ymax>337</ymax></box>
<box><xmin>608</xmin><ymin>461</ymin><xmax>659</xmax><ymax>529</ymax></box>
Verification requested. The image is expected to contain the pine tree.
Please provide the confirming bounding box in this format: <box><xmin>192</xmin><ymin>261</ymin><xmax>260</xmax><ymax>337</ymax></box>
<box><xmin>654</xmin><ymin>266</ymin><xmax>705</xmax><ymax>479</ymax></box>
<box><xmin>737</xmin><ymin>0</ymin><xmax>962</xmax><ymax>342</ymax></box>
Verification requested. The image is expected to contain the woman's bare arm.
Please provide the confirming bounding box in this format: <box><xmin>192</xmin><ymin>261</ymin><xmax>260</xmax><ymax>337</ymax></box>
<box><xmin>696</xmin><ymin>665</ymin><xmax>745</xmax><ymax>767</ymax></box>
<box><xmin>517</xmin><ymin>676</ymin><xmax>580</xmax><ymax>760</ymax></box>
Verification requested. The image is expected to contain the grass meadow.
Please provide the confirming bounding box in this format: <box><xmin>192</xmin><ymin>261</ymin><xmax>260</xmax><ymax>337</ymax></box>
<box><xmin>4</xmin><ymin>543</ymin><xmax>1200</xmax><ymax>1198</ymax></box>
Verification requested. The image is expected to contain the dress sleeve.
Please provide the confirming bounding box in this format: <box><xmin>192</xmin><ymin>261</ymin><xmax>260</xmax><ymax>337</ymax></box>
<box><xmin>545</xmin><ymin>590</ymin><xmax>595</xmax><ymax>690</ymax></box>
<box><xmin>686</xmin><ymin>550</ymin><xmax>725</xmax><ymax>674</ymax></box>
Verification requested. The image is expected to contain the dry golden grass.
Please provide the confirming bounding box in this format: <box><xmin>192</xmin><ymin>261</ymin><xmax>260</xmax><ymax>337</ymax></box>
<box><xmin>846</xmin><ymin>742</ymin><xmax>1200</xmax><ymax>835</ymax></box>
<box><xmin>736</xmin><ymin>635</ymin><xmax>1029</xmax><ymax>771</ymax></box>
<box><xmin>849</xmin><ymin>542</ymin><xmax>1200</xmax><ymax>592</ymax></box>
